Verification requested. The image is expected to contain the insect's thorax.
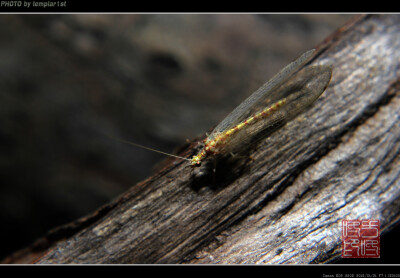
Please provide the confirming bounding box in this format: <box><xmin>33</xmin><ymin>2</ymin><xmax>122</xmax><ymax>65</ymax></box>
<box><xmin>190</xmin><ymin>98</ymin><xmax>287</xmax><ymax>166</ymax></box>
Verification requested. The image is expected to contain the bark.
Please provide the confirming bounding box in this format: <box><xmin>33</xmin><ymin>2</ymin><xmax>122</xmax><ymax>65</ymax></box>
<box><xmin>3</xmin><ymin>14</ymin><xmax>400</xmax><ymax>264</ymax></box>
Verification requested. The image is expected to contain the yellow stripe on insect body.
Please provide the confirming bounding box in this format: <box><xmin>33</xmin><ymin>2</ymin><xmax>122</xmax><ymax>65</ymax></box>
<box><xmin>190</xmin><ymin>98</ymin><xmax>288</xmax><ymax>166</ymax></box>
<box><xmin>236</xmin><ymin>122</ymin><xmax>246</xmax><ymax>130</ymax></box>
<box><xmin>225</xmin><ymin>129</ymin><xmax>235</xmax><ymax>136</ymax></box>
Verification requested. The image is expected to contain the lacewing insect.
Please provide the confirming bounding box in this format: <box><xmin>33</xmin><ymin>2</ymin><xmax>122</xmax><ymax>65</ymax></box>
<box><xmin>190</xmin><ymin>49</ymin><xmax>332</xmax><ymax>166</ymax></box>
<box><xmin>118</xmin><ymin>49</ymin><xmax>332</xmax><ymax>168</ymax></box>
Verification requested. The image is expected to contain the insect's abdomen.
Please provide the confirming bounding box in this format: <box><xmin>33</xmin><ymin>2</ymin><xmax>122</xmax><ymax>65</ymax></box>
<box><xmin>212</xmin><ymin>99</ymin><xmax>288</xmax><ymax>156</ymax></box>
<box><xmin>191</xmin><ymin>98</ymin><xmax>288</xmax><ymax>165</ymax></box>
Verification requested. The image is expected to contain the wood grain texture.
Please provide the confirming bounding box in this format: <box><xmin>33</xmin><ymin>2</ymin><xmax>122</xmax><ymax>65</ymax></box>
<box><xmin>4</xmin><ymin>14</ymin><xmax>400</xmax><ymax>264</ymax></box>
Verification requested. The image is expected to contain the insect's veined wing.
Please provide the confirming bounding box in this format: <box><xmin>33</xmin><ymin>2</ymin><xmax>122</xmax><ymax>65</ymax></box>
<box><xmin>208</xmin><ymin>49</ymin><xmax>316</xmax><ymax>140</ymax></box>
<box><xmin>272</xmin><ymin>64</ymin><xmax>332</xmax><ymax>122</ymax></box>
<box><xmin>212</xmin><ymin>65</ymin><xmax>332</xmax><ymax>156</ymax></box>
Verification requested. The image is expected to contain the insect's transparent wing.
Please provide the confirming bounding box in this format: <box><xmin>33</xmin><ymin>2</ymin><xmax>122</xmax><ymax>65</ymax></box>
<box><xmin>208</xmin><ymin>49</ymin><xmax>316</xmax><ymax>140</ymax></box>
<box><xmin>216</xmin><ymin>65</ymin><xmax>332</xmax><ymax>156</ymax></box>
<box><xmin>271</xmin><ymin>65</ymin><xmax>332</xmax><ymax>121</ymax></box>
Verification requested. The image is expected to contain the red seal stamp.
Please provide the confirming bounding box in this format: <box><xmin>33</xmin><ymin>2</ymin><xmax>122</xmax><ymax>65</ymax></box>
<box><xmin>341</xmin><ymin>219</ymin><xmax>380</xmax><ymax>258</ymax></box>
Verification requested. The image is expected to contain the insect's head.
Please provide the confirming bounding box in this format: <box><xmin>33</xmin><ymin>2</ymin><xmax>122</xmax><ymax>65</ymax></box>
<box><xmin>191</xmin><ymin>155</ymin><xmax>202</xmax><ymax>167</ymax></box>
<box><xmin>190</xmin><ymin>146</ymin><xmax>209</xmax><ymax>167</ymax></box>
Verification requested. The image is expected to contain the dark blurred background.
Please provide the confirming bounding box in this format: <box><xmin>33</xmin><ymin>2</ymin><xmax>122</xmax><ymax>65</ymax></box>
<box><xmin>0</xmin><ymin>14</ymin><xmax>354</xmax><ymax>261</ymax></box>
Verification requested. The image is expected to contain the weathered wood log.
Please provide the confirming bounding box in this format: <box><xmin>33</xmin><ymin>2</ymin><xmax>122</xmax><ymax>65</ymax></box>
<box><xmin>3</xmin><ymin>14</ymin><xmax>400</xmax><ymax>264</ymax></box>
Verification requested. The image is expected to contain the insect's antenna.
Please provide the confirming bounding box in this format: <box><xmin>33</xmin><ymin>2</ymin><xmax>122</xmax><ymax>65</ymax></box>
<box><xmin>109</xmin><ymin>135</ymin><xmax>192</xmax><ymax>162</ymax></box>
